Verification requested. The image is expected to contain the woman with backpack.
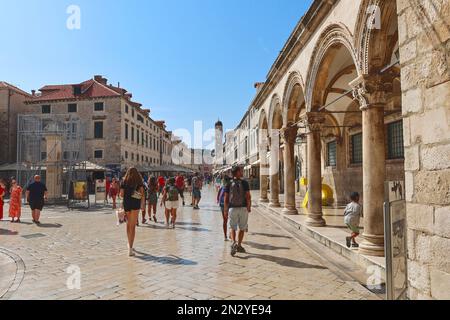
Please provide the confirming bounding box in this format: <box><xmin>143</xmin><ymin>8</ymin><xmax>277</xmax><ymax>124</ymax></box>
<box><xmin>161</xmin><ymin>177</ymin><xmax>179</xmax><ymax>229</ymax></box>
<box><xmin>119</xmin><ymin>167</ymin><xmax>146</xmax><ymax>257</ymax></box>
<box><xmin>217</xmin><ymin>176</ymin><xmax>231</xmax><ymax>241</ymax></box>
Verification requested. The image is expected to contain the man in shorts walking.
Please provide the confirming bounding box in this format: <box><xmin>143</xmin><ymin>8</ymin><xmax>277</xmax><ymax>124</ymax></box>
<box><xmin>26</xmin><ymin>175</ymin><xmax>48</xmax><ymax>225</ymax></box>
<box><xmin>224</xmin><ymin>166</ymin><xmax>251</xmax><ymax>257</ymax></box>
<box><xmin>191</xmin><ymin>173</ymin><xmax>202</xmax><ymax>210</ymax></box>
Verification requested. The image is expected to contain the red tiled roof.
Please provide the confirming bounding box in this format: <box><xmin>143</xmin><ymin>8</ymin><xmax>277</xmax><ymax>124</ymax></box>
<box><xmin>0</xmin><ymin>81</ymin><xmax>32</xmax><ymax>97</ymax></box>
<box><xmin>29</xmin><ymin>78</ymin><xmax>122</xmax><ymax>103</ymax></box>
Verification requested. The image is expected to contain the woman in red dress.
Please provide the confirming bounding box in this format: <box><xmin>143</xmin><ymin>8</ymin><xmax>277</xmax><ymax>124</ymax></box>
<box><xmin>0</xmin><ymin>179</ymin><xmax>5</xmax><ymax>221</ymax></box>
<box><xmin>9</xmin><ymin>179</ymin><xmax>23</xmax><ymax>223</ymax></box>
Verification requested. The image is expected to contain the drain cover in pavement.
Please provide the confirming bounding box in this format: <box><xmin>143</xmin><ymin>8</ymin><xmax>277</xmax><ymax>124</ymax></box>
<box><xmin>22</xmin><ymin>233</ymin><xmax>47</xmax><ymax>239</ymax></box>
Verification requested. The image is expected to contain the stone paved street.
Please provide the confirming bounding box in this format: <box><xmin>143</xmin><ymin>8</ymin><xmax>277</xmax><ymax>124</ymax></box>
<box><xmin>0</xmin><ymin>186</ymin><xmax>377</xmax><ymax>300</ymax></box>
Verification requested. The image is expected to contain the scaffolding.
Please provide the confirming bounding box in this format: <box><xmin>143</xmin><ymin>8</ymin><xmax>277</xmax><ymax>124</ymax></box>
<box><xmin>16</xmin><ymin>114</ymin><xmax>88</xmax><ymax>207</ymax></box>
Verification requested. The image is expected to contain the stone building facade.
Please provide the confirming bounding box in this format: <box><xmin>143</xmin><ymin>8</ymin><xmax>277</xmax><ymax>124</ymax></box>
<box><xmin>0</xmin><ymin>82</ymin><xmax>33</xmax><ymax>164</ymax></box>
<box><xmin>0</xmin><ymin>76</ymin><xmax>175</xmax><ymax>174</ymax></box>
<box><xmin>222</xmin><ymin>0</ymin><xmax>449</xmax><ymax>299</ymax></box>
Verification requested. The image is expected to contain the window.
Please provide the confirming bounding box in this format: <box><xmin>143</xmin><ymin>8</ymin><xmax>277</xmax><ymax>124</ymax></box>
<box><xmin>137</xmin><ymin>154</ymin><xmax>140</xmax><ymax>162</ymax></box>
<box><xmin>94</xmin><ymin>102</ymin><xmax>104</xmax><ymax>111</ymax></box>
<box><xmin>131</xmin><ymin>153</ymin><xmax>134</xmax><ymax>161</ymax></box>
<box><xmin>350</xmin><ymin>133</ymin><xmax>363</xmax><ymax>164</ymax></box>
<box><xmin>142</xmin><ymin>132</ymin><xmax>145</xmax><ymax>146</ymax></box>
<box><xmin>125</xmin><ymin>104</ymin><xmax>129</xmax><ymax>114</ymax></box>
<box><xmin>137</xmin><ymin>129</ymin><xmax>140</xmax><ymax>144</ymax></box>
<box><xmin>42</xmin><ymin>105</ymin><xmax>51</xmax><ymax>114</ymax></box>
<box><xmin>142</xmin><ymin>155</ymin><xmax>144</xmax><ymax>162</ymax></box>
<box><xmin>132</xmin><ymin>109</ymin><xmax>135</xmax><ymax>118</ymax></box>
<box><xmin>94</xmin><ymin>150</ymin><xmax>103</xmax><ymax>159</ymax></box>
<box><xmin>387</xmin><ymin>121</ymin><xmax>404</xmax><ymax>160</ymax></box>
<box><xmin>94</xmin><ymin>122</ymin><xmax>104</xmax><ymax>139</ymax></box>
<box><xmin>131</xmin><ymin>127</ymin><xmax>135</xmax><ymax>142</ymax></box>
<box><xmin>137</xmin><ymin>115</ymin><xmax>144</xmax><ymax>123</ymax></box>
<box><xmin>73</xmin><ymin>86</ymin><xmax>82</xmax><ymax>95</ymax></box>
<box><xmin>63</xmin><ymin>151</ymin><xmax>70</xmax><ymax>160</ymax></box>
<box><xmin>68</xmin><ymin>103</ymin><xmax>77</xmax><ymax>113</ymax></box>
<box><xmin>125</xmin><ymin>124</ymin><xmax>129</xmax><ymax>140</ymax></box>
<box><xmin>327</xmin><ymin>141</ymin><xmax>337</xmax><ymax>167</ymax></box>
<box><xmin>125</xmin><ymin>151</ymin><xmax>128</xmax><ymax>159</ymax></box>
<box><xmin>41</xmin><ymin>152</ymin><xmax>47</xmax><ymax>161</ymax></box>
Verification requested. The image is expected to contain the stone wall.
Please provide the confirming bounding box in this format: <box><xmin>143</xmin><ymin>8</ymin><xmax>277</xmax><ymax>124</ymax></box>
<box><xmin>397</xmin><ymin>0</ymin><xmax>450</xmax><ymax>300</ymax></box>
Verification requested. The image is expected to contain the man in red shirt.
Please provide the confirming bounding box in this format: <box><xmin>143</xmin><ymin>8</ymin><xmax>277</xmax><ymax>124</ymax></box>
<box><xmin>158</xmin><ymin>176</ymin><xmax>166</xmax><ymax>197</ymax></box>
<box><xmin>175</xmin><ymin>174</ymin><xmax>185</xmax><ymax>206</ymax></box>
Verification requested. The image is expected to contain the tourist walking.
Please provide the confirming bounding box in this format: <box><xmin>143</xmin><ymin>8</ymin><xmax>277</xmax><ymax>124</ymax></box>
<box><xmin>105</xmin><ymin>177</ymin><xmax>111</xmax><ymax>204</ymax></box>
<box><xmin>147</xmin><ymin>176</ymin><xmax>158</xmax><ymax>223</ymax></box>
<box><xmin>26</xmin><ymin>175</ymin><xmax>48</xmax><ymax>225</ymax></box>
<box><xmin>9</xmin><ymin>179</ymin><xmax>23</xmax><ymax>223</ymax></box>
<box><xmin>224</xmin><ymin>166</ymin><xmax>252</xmax><ymax>257</ymax></box>
<box><xmin>109</xmin><ymin>178</ymin><xmax>120</xmax><ymax>209</ymax></box>
<box><xmin>161</xmin><ymin>177</ymin><xmax>179</xmax><ymax>229</ymax></box>
<box><xmin>120</xmin><ymin>168</ymin><xmax>146</xmax><ymax>257</ymax></box>
<box><xmin>217</xmin><ymin>176</ymin><xmax>231</xmax><ymax>241</ymax></box>
<box><xmin>192</xmin><ymin>173</ymin><xmax>202</xmax><ymax>210</ymax></box>
<box><xmin>0</xmin><ymin>179</ymin><xmax>5</xmax><ymax>221</ymax></box>
<box><xmin>175</xmin><ymin>174</ymin><xmax>186</xmax><ymax>206</ymax></box>
<box><xmin>344</xmin><ymin>192</ymin><xmax>362</xmax><ymax>249</ymax></box>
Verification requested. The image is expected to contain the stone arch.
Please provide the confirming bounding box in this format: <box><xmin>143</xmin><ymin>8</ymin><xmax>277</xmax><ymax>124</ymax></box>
<box><xmin>282</xmin><ymin>71</ymin><xmax>306</xmax><ymax>126</ymax></box>
<box><xmin>355</xmin><ymin>0</ymin><xmax>399</xmax><ymax>74</ymax></box>
<box><xmin>305</xmin><ymin>23</ymin><xmax>361</xmax><ymax>111</ymax></box>
<box><xmin>268</xmin><ymin>94</ymin><xmax>283</xmax><ymax>130</ymax></box>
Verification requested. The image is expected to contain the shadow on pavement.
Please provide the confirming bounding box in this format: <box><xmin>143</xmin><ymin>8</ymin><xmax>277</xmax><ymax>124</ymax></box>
<box><xmin>37</xmin><ymin>223</ymin><xmax>63</xmax><ymax>229</ymax></box>
<box><xmin>175</xmin><ymin>222</ymin><xmax>202</xmax><ymax>226</ymax></box>
<box><xmin>177</xmin><ymin>226</ymin><xmax>211</xmax><ymax>232</ymax></box>
<box><xmin>243</xmin><ymin>241</ymin><xmax>290</xmax><ymax>251</ymax></box>
<box><xmin>236</xmin><ymin>253</ymin><xmax>327</xmax><ymax>270</ymax></box>
<box><xmin>0</xmin><ymin>228</ymin><xmax>18</xmax><ymax>236</ymax></box>
<box><xmin>249</xmin><ymin>232</ymin><xmax>293</xmax><ymax>240</ymax></box>
<box><xmin>134</xmin><ymin>251</ymin><xmax>197</xmax><ymax>266</ymax></box>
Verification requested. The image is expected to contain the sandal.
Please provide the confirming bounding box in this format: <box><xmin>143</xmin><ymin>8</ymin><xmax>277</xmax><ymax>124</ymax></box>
<box><xmin>153</xmin><ymin>215</ymin><xmax>157</xmax><ymax>223</ymax></box>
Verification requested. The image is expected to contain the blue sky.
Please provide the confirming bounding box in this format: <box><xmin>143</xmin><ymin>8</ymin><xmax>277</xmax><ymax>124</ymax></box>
<box><xmin>0</xmin><ymin>0</ymin><xmax>312</xmax><ymax>139</ymax></box>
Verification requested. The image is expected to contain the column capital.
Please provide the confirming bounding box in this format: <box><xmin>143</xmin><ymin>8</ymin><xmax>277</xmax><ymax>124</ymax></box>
<box><xmin>280</xmin><ymin>126</ymin><xmax>299</xmax><ymax>145</ymax></box>
<box><xmin>349</xmin><ymin>73</ymin><xmax>395</xmax><ymax>110</ymax></box>
<box><xmin>306</xmin><ymin>112</ymin><xmax>326</xmax><ymax>132</ymax></box>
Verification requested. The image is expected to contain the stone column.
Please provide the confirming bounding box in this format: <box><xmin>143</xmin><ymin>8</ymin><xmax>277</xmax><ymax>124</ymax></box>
<box><xmin>259</xmin><ymin>131</ymin><xmax>269</xmax><ymax>203</ymax></box>
<box><xmin>269</xmin><ymin>130</ymin><xmax>281</xmax><ymax>208</ymax></box>
<box><xmin>350</xmin><ymin>74</ymin><xmax>390</xmax><ymax>257</ymax></box>
<box><xmin>305</xmin><ymin>113</ymin><xmax>326</xmax><ymax>227</ymax></box>
<box><xmin>282</xmin><ymin>126</ymin><xmax>299</xmax><ymax>215</ymax></box>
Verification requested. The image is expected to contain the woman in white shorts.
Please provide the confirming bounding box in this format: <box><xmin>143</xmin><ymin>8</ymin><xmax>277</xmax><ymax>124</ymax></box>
<box><xmin>161</xmin><ymin>177</ymin><xmax>180</xmax><ymax>229</ymax></box>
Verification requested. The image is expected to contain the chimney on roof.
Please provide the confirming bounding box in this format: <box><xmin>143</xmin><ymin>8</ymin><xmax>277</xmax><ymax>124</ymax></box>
<box><xmin>31</xmin><ymin>90</ymin><xmax>36</xmax><ymax>96</ymax></box>
<box><xmin>254</xmin><ymin>82</ymin><xmax>265</xmax><ymax>94</ymax></box>
<box><xmin>94</xmin><ymin>75</ymin><xmax>108</xmax><ymax>85</ymax></box>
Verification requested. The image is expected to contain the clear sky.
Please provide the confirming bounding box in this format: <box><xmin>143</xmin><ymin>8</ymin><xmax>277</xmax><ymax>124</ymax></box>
<box><xmin>0</xmin><ymin>0</ymin><xmax>312</xmax><ymax>140</ymax></box>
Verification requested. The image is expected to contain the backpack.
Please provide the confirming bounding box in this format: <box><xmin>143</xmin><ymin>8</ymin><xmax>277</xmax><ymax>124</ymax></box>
<box><xmin>167</xmin><ymin>186</ymin><xmax>179</xmax><ymax>202</ymax></box>
<box><xmin>229</xmin><ymin>180</ymin><xmax>246</xmax><ymax>208</ymax></box>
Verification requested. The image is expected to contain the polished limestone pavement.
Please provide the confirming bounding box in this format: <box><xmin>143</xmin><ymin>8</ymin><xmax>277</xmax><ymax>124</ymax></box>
<box><xmin>0</xmin><ymin>186</ymin><xmax>377</xmax><ymax>300</ymax></box>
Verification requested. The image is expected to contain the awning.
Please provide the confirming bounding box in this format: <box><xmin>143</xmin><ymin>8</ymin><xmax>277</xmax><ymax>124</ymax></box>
<box><xmin>73</xmin><ymin>161</ymin><xmax>112</xmax><ymax>172</ymax></box>
<box><xmin>0</xmin><ymin>163</ymin><xmax>46</xmax><ymax>172</ymax></box>
<box><xmin>146</xmin><ymin>165</ymin><xmax>195</xmax><ymax>174</ymax></box>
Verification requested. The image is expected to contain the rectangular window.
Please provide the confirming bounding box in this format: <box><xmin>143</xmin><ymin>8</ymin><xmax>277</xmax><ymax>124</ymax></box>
<box><xmin>327</xmin><ymin>141</ymin><xmax>337</xmax><ymax>167</ymax></box>
<box><xmin>350</xmin><ymin>133</ymin><xmax>363</xmax><ymax>164</ymax></box>
<box><xmin>132</xmin><ymin>109</ymin><xmax>135</xmax><ymax>118</ymax></box>
<box><xmin>137</xmin><ymin>115</ymin><xmax>144</xmax><ymax>123</ymax></box>
<box><xmin>42</xmin><ymin>105</ymin><xmax>51</xmax><ymax>114</ymax></box>
<box><xmin>125</xmin><ymin>104</ymin><xmax>129</xmax><ymax>114</ymax></box>
<box><xmin>68</xmin><ymin>103</ymin><xmax>77</xmax><ymax>113</ymax></box>
<box><xmin>63</xmin><ymin>151</ymin><xmax>70</xmax><ymax>160</ymax></box>
<box><xmin>142</xmin><ymin>132</ymin><xmax>145</xmax><ymax>146</ymax></box>
<box><xmin>125</xmin><ymin>151</ymin><xmax>128</xmax><ymax>159</ymax></box>
<box><xmin>125</xmin><ymin>124</ymin><xmax>129</xmax><ymax>140</ymax></box>
<box><xmin>94</xmin><ymin>102</ymin><xmax>104</xmax><ymax>111</ymax></box>
<box><xmin>137</xmin><ymin>129</ymin><xmax>140</xmax><ymax>144</ymax></box>
<box><xmin>387</xmin><ymin>121</ymin><xmax>404</xmax><ymax>160</ymax></box>
<box><xmin>131</xmin><ymin>127</ymin><xmax>135</xmax><ymax>142</ymax></box>
<box><xmin>131</xmin><ymin>153</ymin><xmax>134</xmax><ymax>161</ymax></box>
<box><xmin>41</xmin><ymin>152</ymin><xmax>47</xmax><ymax>161</ymax></box>
<box><xmin>94</xmin><ymin>150</ymin><xmax>103</xmax><ymax>159</ymax></box>
<box><xmin>94</xmin><ymin>122</ymin><xmax>104</xmax><ymax>139</ymax></box>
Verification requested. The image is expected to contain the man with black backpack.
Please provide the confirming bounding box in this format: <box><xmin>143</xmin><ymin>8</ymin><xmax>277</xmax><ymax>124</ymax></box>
<box><xmin>224</xmin><ymin>165</ymin><xmax>252</xmax><ymax>257</ymax></box>
<box><xmin>161</xmin><ymin>177</ymin><xmax>180</xmax><ymax>229</ymax></box>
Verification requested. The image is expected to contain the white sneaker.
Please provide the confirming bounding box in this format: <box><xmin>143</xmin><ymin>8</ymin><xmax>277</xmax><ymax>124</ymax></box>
<box><xmin>128</xmin><ymin>248</ymin><xmax>136</xmax><ymax>257</ymax></box>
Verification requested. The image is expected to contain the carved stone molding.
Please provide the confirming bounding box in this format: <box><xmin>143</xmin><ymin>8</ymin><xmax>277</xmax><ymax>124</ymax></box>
<box><xmin>281</xmin><ymin>126</ymin><xmax>299</xmax><ymax>145</ymax></box>
<box><xmin>349</xmin><ymin>73</ymin><xmax>395</xmax><ymax>110</ymax></box>
<box><xmin>306</xmin><ymin>112</ymin><xmax>326</xmax><ymax>132</ymax></box>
